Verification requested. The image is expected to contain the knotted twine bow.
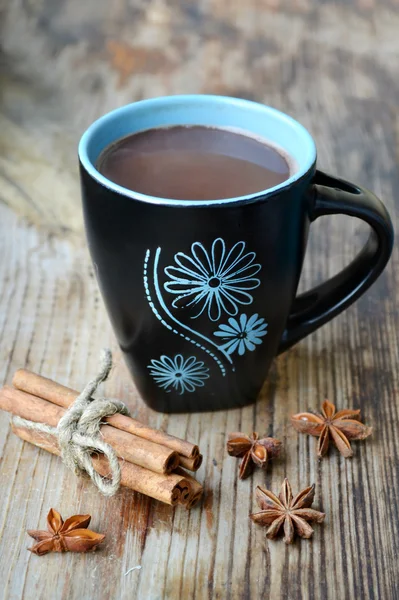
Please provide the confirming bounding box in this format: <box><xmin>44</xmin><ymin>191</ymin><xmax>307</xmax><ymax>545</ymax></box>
<box><xmin>12</xmin><ymin>349</ymin><xmax>130</xmax><ymax>496</ymax></box>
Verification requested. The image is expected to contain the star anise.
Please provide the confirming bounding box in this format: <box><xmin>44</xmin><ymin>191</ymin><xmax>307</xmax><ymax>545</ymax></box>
<box><xmin>27</xmin><ymin>508</ymin><xmax>105</xmax><ymax>555</ymax></box>
<box><xmin>250</xmin><ymin>478</ymin><xmax>325</xmax><ymax>544</ymax></box>
<box><xmin>291</xmin><ymin>399</ymin><xmax>372</xmax><ymax>458</ymax></box>
<box><xmin>227</xmin><ymin>432</ymin><xmax>282</xmax><ymax>479</ymax></box>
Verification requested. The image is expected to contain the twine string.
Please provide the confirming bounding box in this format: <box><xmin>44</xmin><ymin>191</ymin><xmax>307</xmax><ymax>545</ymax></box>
<box><xmin>12</xmin><ymin>349</ymin><xmax>130</xmax><ymax>497</ymax></box>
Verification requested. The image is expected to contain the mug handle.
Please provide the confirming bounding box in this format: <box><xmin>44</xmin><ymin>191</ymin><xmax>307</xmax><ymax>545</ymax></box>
<box><xmin>278</xmin><ymin>170</ymin><xmax>394</xmax><ymax>354</ymax></box>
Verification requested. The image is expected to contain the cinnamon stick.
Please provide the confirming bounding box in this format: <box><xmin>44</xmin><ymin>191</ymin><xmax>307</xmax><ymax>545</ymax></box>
<box><xmin>11</xmin><ymin>422</ymin><xmax>191</xmax><ymax>506</ymax></box>
<box><xmin>174</xmin><ymin>467</ymin><xmax>204</xmax><ymax>509</ymax></box>
<box><xmin>13</xmin><ymin>370</ymin><xmax>199</xmax><ymax>459</ymax></box>
<box><xmin>0</xmin><ymin>386</ymin><xmax>178</xmax><ymax>474</ymax></box>
<box><xmin>179</xmin><ymin>453</ymin><xmax>203</xmax><ymax>472</ymax></box>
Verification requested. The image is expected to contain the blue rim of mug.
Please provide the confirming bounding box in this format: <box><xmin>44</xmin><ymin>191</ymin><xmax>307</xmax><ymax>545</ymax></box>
<box><xmin>78</xmin><ymin>95</ymin><xmax>317</xmax><ymax>206</ymax></box>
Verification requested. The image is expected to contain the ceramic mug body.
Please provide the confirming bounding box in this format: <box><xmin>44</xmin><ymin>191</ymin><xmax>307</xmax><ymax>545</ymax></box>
<box><xmin>79</xmin><ymin>95</ymin><xmax>393</xmax><ymax>413</ymax></box>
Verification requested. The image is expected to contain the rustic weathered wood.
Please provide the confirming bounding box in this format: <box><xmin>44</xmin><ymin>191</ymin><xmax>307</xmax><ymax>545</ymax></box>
<box><xmin>1</xmin><ymin>0</ymin><xmax>399</xmax><ymax>598</ymax></box>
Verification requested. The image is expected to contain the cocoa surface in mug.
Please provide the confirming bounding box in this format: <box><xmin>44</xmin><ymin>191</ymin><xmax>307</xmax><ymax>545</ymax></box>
<box><xmin>97</xmin><ymin>125</ymin><xmax>291</xmax><ymax>200</ymax></box>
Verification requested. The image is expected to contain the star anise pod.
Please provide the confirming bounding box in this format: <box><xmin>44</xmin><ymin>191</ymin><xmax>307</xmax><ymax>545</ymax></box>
<box><xmin>27</xmin><ymin>508</ymin><xmax>105</xmax><ymax>555</ymax></box>
<box><xmin>291</xmin><ymin>399</ymin><xmax>372</xmax><ymax>458</ymax></box>
<box><xmin>250</xmin><ymin>478</ymin><xmax>325</xmax><ymax>544</ymax></box>
<box><xmin>227</xmin><ymin>432</ymin><xmax>282</xmax><ymax>479</ymax></box>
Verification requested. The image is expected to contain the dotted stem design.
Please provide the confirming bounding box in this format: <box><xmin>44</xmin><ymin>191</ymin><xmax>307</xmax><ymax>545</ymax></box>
<box><xmin>144</xmin><ymin>250</ymin><xmax>226</xmax><ymax>376</ymax></box>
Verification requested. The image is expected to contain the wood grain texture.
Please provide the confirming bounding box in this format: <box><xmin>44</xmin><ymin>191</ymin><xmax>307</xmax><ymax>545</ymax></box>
<box><xmin>1</xmin><ymin>0</ymin><xmax>399</xmax><ymax>598</ymax></box>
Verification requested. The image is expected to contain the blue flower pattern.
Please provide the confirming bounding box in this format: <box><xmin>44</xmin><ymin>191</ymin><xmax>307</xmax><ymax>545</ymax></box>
<box><xmin>214</xmin><ymin>313</ymin><xmax>268</xmax><ymax>356</ymax></box>
<box><xmin>148</xmin><ymin>354</ymin><xmax>210</xmax><ymax>394</ymax></box>
<box><xmin>163</xmin><ymin>238</ymin><xmax>261</xmax><ymax>322</ymax></box>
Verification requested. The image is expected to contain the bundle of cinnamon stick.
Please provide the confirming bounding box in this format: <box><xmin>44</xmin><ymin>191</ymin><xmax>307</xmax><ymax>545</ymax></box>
<box><xmin>0</xmin><ymin>370</ymin><xmax>203</xmax><ymax>509</ymax></box>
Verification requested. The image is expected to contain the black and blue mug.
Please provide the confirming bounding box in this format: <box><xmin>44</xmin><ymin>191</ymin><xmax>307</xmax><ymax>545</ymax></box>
<box><xmin>78</xmin><ymin>95</ymin><xmax>394</xmax><ymax>413</ymax></box>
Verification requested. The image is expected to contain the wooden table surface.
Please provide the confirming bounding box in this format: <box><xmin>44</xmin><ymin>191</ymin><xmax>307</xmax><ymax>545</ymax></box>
<box><xmin>1</xmin><ymin>1</ymin><xmax>398</xmax><ymax>598</ymax></box>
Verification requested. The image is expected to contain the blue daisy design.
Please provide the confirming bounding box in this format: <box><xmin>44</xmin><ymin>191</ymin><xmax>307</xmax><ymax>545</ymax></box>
<box><xmin>163</xmin><ymin>238</ymin><xmax>261</xmax><ymax>322</ymax></box>
<box><xmin>148</xmin><ymin>354</ymin><xmax>210</xmax><ymax>394</ymax></box>
<box><xmin>214</xmin><ymin>313</ymin><xmax>268</xmax><ymax>356</ymax></box>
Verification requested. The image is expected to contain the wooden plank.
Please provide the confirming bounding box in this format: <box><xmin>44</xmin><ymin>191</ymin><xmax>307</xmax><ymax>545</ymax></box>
<box><xmin>1</xmin><ymin>0</ymin><xmax>399</xmax><ymax>598</ymax></box>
